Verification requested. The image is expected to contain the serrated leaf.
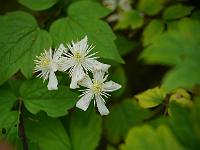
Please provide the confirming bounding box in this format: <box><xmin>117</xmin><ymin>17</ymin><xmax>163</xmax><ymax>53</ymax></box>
<box><xmin>18</xmin><ymin>0</ymin><xmax>59</xmax><ymax>11</ymax></box>
<box><xmin>20</xmin><ymin>79</ymin><xmax>78</xmax><ymax>117</ymax></box>
<box><xmin>163</xmin><ymin>4</ymin><xmax>194</xmax><ymax>20</ymax></box>
<box><xmin>121</xmin><ymin>125</ymin><xmax>183</xmax><ymax>150</ymax></box>
<box><xmin>140</xmin><ymin>19</ymin><xmax>200</xmax><ymax>91</ymax></box>
<box><xmin>135</xmin><ymin>87</ymin><xmax>166</xmax><ymax>108</ymax></box>
<box><xmin>115</xmin><ymin>10</ymin><xmax>144</xmax><ymax>30</ymax></box>
<box><xmin>0</xmin><ymin>11</ymin><xmax>52</xmax><ymax>84</ymax></box>
<box><xmin>25</xmin><ymin>112</ymin><xmax>71</xmax><ymax>150</ymax></box>
<box><xmin>138</xmin><ymin>0</ymin><xmax>165</xmax><ymax>16</ymax></box>
<box><xmin>50</xmin><ymin>1</ymin><xmax>123</xmax><ymax>63</ymax></box>
<box><xmin>143</xmin><ymin>19</ymin><xmax>164</xmax><ymax>46</ymax></box>
<box><xmin>69</xmin><ymin>109</ymin><xmax>102</xmax><ymax>150</ymax></box>
<box><xmin>104</xmin><ymin>99</ymin><xmax>151</xmax><ymax>144</ymax></box>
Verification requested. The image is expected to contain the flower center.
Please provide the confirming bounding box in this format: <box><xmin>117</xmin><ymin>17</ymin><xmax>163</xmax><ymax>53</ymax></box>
<box><xmin>92</xmin><ymin>80</ymin><xmax>103</xmax><ymax>94</ymax></box>
<box><xmin>40</xmin><ymin>58</ymin><xmax>50</xmax><ymax>67</ymax></box>
<box><xmin>74</xmin><ymin>52</ymin><xmax>84</xmax><ymax>63</ymax></box>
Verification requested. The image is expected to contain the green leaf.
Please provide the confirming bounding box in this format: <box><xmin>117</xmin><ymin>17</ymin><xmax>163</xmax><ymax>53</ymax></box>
<box><xmin>20</xmin><ymin>79</ymin><xmax>78</xmax><ymax>117</ymax></box>
<box><xmin>168</xmin><ymin>102</ymin><xmax>200</xmax><ymax>149</ymax></box>
<box><xmin>104</xmin><ymin>99</ymin><xmax>151</xmax><ymax>144</ymax></box>
<box><xmin>138</xmin><ymin>0</ymin><xmax>165</xmax><ymax>16</ymax></box>
<box><xmin>135</xmin><ymin>87</ymin><xmax>166</xmax><ymax>108</ymax></box>
<box><xmin>0</xmin><ymin>111</ymin><xmax>22</xmax><ymax>149</ymax></box>
<box><xmin>0</xmin><ymin>11</ymin><xmax>52</xmax><ymax>84</ymax></box>
<box><xmin>140</xmin><ymin>19</ymin><xmax>200</xmax><ymax>91</ymax></box>
<box><xmin>25</xmin><ymin>112</ymin><xmax>71</xmax><ymax>150</ymax></box>
<box><xmin>163</xmin><ymin>4</ymin><xmax>194</xmax><ymax>20</ymax></box>
<box><xmin>18</xmin><ymin>0</ymin><xmax>59</xmax><ymax>11</ymax></box>
<box><xmin>0</xmin><ymin>84</ymin><xmax>17</xmax><ymax>113</ymax></box>
<box><xmin>142</xmin><ymin>19</ymin><xmax>164</xmax><ymax>46</ymax></box>
<box><xmin>50</xmin><ymin>1</ymin><xmax>123</xmax><ymax>63</ymax></box>
<box><xmin>115</xmin><ymin>34</ymin><xmax>137</xmax><ymax>56</ymax></box>
<box><xmin>69</xmin><ymin>109</ymin><xmax>102</xmax><ymax>150</ymax></box>
<box><xmin>121</xmin><ymin>125</ymin><xmax>183</xmax><ymax>150</ymax></box>
<box><xmin>115</xmin><ymin>10</ymin><xmax>144</xmax><ymax>30</ymax></box>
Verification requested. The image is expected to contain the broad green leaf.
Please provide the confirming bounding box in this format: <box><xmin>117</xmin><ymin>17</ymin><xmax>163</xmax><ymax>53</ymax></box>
<box><xmin>168</xmin><ymin>102</ymin><xmax>200</xmax><ymax>149</ymax></box>
<box><xmin>138</xmin><ymin>0</ymin><xmax>165</xmax><ymax>16</ymax></box>
<box><xmin>25</xmin><ymin>113</ymin><xmax>71</xmax><ymax>150</ymax></box>
<box><xmin>115</xmin><ymin>10</ymin><xmax>144</xmax><ymax>30</ymax></box>
<box><xmin>121</xmin><ymin>125</ymin><xmax>183</xmax><ymax>150</ymax></box>
<box><xmin>0</xmin><ymin>11</ymin><xmax>52</xmax><ymax>84</ymax></box>
<box><xmin>18</xmin><ymin>0</ymin><xmax>59</xmax><ymax>11</ymax></box>
<box><xmin>69</xmin><ymin>109</ymin><xmax>102</xmax><ymax>150</ymax></box>
<box><xmin>115</xmin><ymin>34</ymin><xmax>137</xmax><ymax>56</ymax></box>
<box><xmin>143</xmin><ymin>19</ymin><xmax>164</xmax><ymax>46</ymax></box>
<box><xmin>140</xmin><ymin>19</ymin><xmax>200</xmax><ymax>91</ymax></box>
<box><xmin>0</xmin><ymin>85</ymin><xmax>17</xmax><ymax>113</ymax></box>
<box><xmin>104</xmin><ymin>99</ymin><xmax>151</xmax><ymax>144</ymax></box>
<box><xmin>20</xmin><ymin>79</ymin><xmax>78</xmax><ymax>117</ymax></box>
<box><xmin>163</xmin><ymin>4</ymin><xmax>194</xmax><ymax>20</ymax></box>
<box><xmin>135</xmin><ymin>87</ymin><xmax>166</xmax><ymax>108</ymax></box>
<box><xmin>50</xmin><ymin>1</ymin><xmax>123</xmax><ymax>63</ymax></box>
<box><xmin>192</xmin><ymin>10</ymin><xmax>200</xmax><ymax>20</ymax></box>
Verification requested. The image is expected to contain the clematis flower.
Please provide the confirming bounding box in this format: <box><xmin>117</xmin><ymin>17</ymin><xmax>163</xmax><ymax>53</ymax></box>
<box><xmin>34</xmin><ymin>44</ymin><xmax>66</xmax><ymax>90</ymax></box>
<box><xmin>76</xmin><ymin>71</ymin><xmax>121</xmax><ymax>115</ymax></box>
<box><xmin>59</xmin><ymin>36</ymin><xmax>110</xmax><ymax>89</ymax></box>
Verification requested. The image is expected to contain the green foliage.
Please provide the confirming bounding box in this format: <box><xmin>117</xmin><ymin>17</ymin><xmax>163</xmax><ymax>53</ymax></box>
<box><xmin>20</xmin><ymin>79</ymin><xmax>78</xmax><ymax>117</ymax></box>
<box><xmin>50</xmin><ymin>1</ymin><xmax>123</xmax><ymax>63</ymax></box>
<box><xmin>141</xmin><ymin>18</ymin><xmax>200</xmax><ymax>91</ymax></box>
<box><xmin>0</xmin><ymin>11</ymin><xmax>52</xmax><ymax>84</ymax></box>
<box><xmin>18</xmin><ymin>0</ymin><xmax>59</xmax><ymax>11</ymax></box>
<box><xmin>0</xmin><ymin>0</ymin><xmax>200</xmax><ymax>149</ymax></box>
<box><xmin>138</xmin><ymin>0</ymin><xmax>165</xmax><ymax>16</ymax></box>
<box><xmin>121</xmin><ymin>125</ymin><xmax>183</xmax><ymax>150</ymax></box>
<box><xmin>25</xmin><ymin>113</ymin><xmax>71</xmax><ymax>150</ymax></box>
<box><xmin>104</xmin><ymin>99</ymin><xmax>151</xmax><ymax>144</ymax></box>
<box><xmin>115</xmin><ymin>10</ymin><xmax>144</xmax><ymax>30</ymax></box>
<box><xmin>69</xmin><ymin>109</ymin><xmax>102</xmax><ymax>150</ymax></box>
<box><xmin>142</xmin><ymin>19</ymin><xmax>164</xmax><ymax>46</ymax></box>
<box><xmin>163</xmin><ymin>4</ymin><xmax>194</xmax><ymax>20</ymax></box>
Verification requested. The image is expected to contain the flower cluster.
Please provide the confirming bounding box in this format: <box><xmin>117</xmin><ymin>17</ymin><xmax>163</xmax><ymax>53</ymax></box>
<box><xmin>34</xmin><ymin>36</ymin><xmax>121</xmax><ymax>115</ymax></box>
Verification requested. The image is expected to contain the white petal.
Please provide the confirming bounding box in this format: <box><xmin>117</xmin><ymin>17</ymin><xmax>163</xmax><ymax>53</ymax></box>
<box><xmin>78</xmin><ymin>75</ymin><xmax>92</xmax><ymax>88</ymax></box>
<box><xmin>93</xmin><ymin>70</ymin><xmax>106</xmax><ymax>81</ymax></box>
<box><xmin>86</xmin><ymin>59</ymin><xmax>111</xmax><ymax>72</ymax></box>
<box><xmin>53</xmin><ymin>44</ymin><xmax>66</xmax><ymax>60</ymax></box>
<box><xmin>58</xmin><ymin>57</ymin><xmax>74</xmax><ymax>71</ymax></box>
<box><xmin>47</xmin><ymin>71</ymin><xmax>58</xmax><ymax>90</ymax></box>
<box><xmin>76</xmin><ymin>92</ymin><xmax>94</xmax><ymax>111</ymax></box>
<box><xmin>103</xmin><ymin>81</ymin><xmax>121</xmax><ymax>92</ymax></box>
<box><xmin>70</xmin><ymin>65</ymin><xmax>85</xmax><ymax>89</ymax></box>
<box><xmin>79</xmin><ymin>36</ymin><xmax>88</xmax><ymax>52</ymax></box>
<box><xmin>95</xmin><ymin>95</ymin><xmax>109</xmax><ymax>115</ymax></box>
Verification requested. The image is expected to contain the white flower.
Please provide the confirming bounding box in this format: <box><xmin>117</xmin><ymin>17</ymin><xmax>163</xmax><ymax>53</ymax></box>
<box><xmin>59</xmin><ymin>36</ymin><xmax>110</xmax><ymax>89</ymax></box>
<box><xmin>76</xmin><ymin>71</ymin><xmax>121</xmax><ymax>115</ymax></box>
<box><xmin>34</xmin><ymin>44</ymin><xmax>66</xmax><ymax>90</ymax></box>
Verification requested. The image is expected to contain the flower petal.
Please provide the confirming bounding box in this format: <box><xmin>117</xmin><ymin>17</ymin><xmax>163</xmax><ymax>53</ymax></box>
<box><xmin>78</xmin><ymin>75</ymin><xmax>92</xmax><ymax>88</ymax></box>
<box><xmin>58</xmin><ymin>57</ymin><xmax>74</xmax><ymax>72</ymax></box>
<box><xmin>76</xmin><ymin>91</ymin><xmax>94</xmax><ymax>111</ymax></box>
<box><xmin>47</xmin><ymin>71</ymin><xmax>58</xmax><ymax>90</ymax></box>
<box><xmin>53</xmin><ymin>43</ymin><xmax>67</xmax><ymax>60</ymax></box>
<box><xmin>70</xmin><ymin>65</ymin><xmax>85</xmax><ymax>89</ymax></box>
<box><xmin>79</xmin><ymin>36</ymin><xmax>88</xmax><ymax>53</ymax></box>
<box><xmin>86</xmin><ymin>59</ymin><xmax>111</xmax><ymax>72</ymax></box>
<box><xmin>93</xmin><ymin>70</ymin><xmax>106</xmax><ymax>81</ymax></box>
<box><xmin>95</xmin><ymin>95</ymin><xmax>109</xmax><ymax>115</ymax></box>
<box><xmin>103</xmin><ymin>81</ymin><xmax>121</xmax><ymax>92</ymax></box>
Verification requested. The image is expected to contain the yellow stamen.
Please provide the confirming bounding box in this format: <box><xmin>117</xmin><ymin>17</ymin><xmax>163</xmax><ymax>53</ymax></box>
<box><xmin>92</xmin><ymin>81</ymin><xmax>103</xmax><ymax>94</ymax></box>
<box><xmin>40</xmin><ymin>58</ymin><xmax>50</xmax><ymax>67</ymax></box>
